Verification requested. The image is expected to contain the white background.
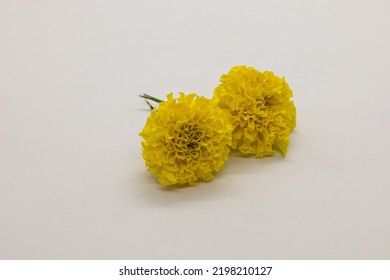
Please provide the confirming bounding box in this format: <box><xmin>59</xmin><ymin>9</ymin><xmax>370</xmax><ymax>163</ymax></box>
<box><xmin>1</xmin><ymin>0</ymin><xmax>389</xmax><ymax>259</ymax></box>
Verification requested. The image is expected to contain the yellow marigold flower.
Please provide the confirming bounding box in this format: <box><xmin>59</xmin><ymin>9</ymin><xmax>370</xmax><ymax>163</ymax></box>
<box><xmin>139</xmin><ymin>93</ymin><xmax>232</xmax><ymax>186</ymax></box>
<box><xmin>213</xmin><ymin>66</ymin><xmax>296</xmax><ymax>157</ymax></box>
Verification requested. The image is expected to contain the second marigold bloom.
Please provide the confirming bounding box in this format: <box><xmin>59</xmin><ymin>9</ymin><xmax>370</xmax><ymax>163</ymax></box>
<box><xmin>139</xmin><ymin>93</ymin><xmax>232</xmax><ymax>186</ymax></box>
<box><xmin>213</xmin><ymin>66</ymin><xmax>296</xmax><ymax>157</ymax></box>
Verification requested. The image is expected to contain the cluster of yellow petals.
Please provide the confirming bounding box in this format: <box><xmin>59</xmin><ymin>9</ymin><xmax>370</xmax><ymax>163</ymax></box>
<box><xmin>213</xmin><ymin>66</ymin><xmax>296</xmax><ymax>157</ymax></box>
<box><xmin>139</xmin><ymin>93</ymin><xmax>232</xmax><ymax>186</ymax></box>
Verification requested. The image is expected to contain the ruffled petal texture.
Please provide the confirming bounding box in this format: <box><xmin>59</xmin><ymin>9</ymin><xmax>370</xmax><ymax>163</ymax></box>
<box><xmin>139</xmin><ymin>93</ymin><xmax>232</xmax><ymax>186</ymax></box>
<box><xmin>213</xmin><ymin>66</ymin><xmax>296</xmax><ymax>157</ymax></box>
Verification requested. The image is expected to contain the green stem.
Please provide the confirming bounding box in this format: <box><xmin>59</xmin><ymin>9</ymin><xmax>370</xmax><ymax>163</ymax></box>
<box><xmin>144</xmin><ymin>99</ymin><xmax>154</xmax><ymax>110</ymax></box>
<box><xmin>139</xmin><ymin>93</ymin><xmax>164</xmax><ymax>103</ymax></box>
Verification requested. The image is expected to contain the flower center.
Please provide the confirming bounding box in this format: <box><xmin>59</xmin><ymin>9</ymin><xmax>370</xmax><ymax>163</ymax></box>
<box><xmin>181</xmin><ymin>124</ymin><xmax>202</xmax><ymax>150</ymax></box>
<box><xmin>170</xmin><ymin>123</ymin><xmax>206</xmax><ymax>161</ymax></box>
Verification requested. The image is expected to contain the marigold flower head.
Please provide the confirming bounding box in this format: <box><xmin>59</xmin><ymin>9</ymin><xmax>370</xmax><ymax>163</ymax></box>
<box><xmin>213</xmin><ymin>66</ymin><xmax>296</xmax><ymax>157</ymax></box>
<box><xmin>139</xmin><ymin>93</ymin><xmax>232</xmax><ymax>186</ymax></box>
